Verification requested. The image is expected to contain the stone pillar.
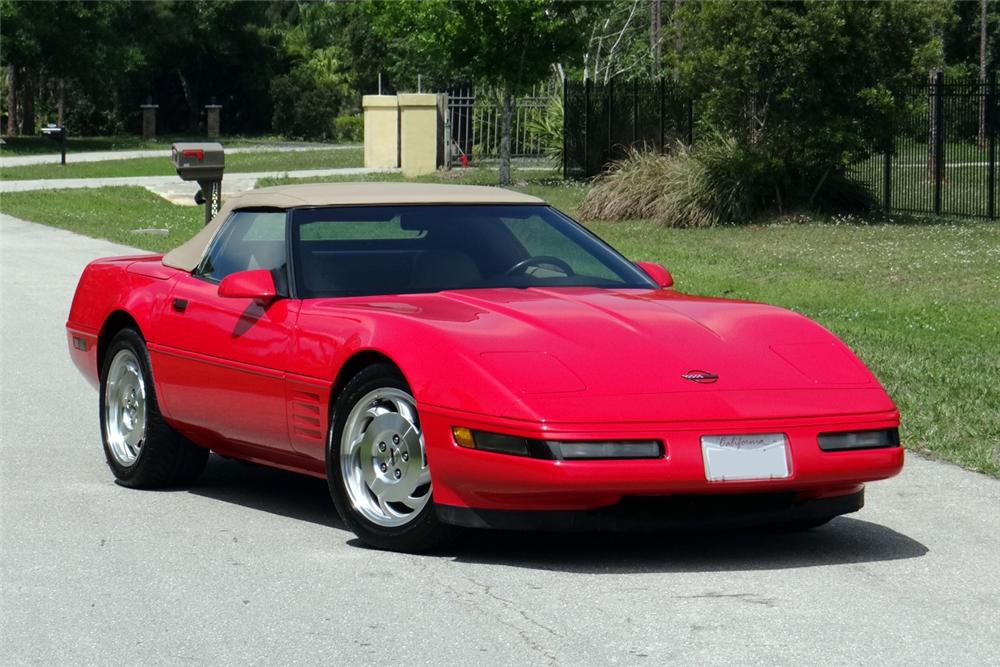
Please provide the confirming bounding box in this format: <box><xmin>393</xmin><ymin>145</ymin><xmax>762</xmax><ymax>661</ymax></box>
<box><xmin>398</xmin><ymin>93</ymin><xmax>441</xmax><ymax>177</ymax></box>
<box><xmin>205</xmin><ymin>103</ymin><xmax>222</xmax><ymax>138</ymax></box>
<box><xmin>140</xmin><ymin>104</ymin><xmax>158</xmax><ymax>140</ymax></box>
<box><xmin>362</xmin><ymin>95</ymin><xmax>399</xmax><ymax>169</ymax></box>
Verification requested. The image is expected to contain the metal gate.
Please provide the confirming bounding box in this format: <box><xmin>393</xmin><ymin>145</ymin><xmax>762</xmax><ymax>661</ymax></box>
<box><xmin>444</xmin><ymin>83</ymin><xmax>558</xmax><ymax>166</ymax></box>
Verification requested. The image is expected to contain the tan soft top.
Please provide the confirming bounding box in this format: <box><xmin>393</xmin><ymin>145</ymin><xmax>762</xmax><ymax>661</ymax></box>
<box><xmin>162</xmin><ymin>182</ymin><xmax>545</xmax><ymax>272</ymax></box>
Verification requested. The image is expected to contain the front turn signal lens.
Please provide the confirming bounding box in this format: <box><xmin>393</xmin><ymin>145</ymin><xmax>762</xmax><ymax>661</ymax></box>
<box><xmin>452</xmin><ymin>427</ymin><xmax>476</xmax><ymax>448</ymax></box>
<box><xmin>451</xmin><ymin>427</ymin><xmax>534</xmax><ymax>456</ymax></box>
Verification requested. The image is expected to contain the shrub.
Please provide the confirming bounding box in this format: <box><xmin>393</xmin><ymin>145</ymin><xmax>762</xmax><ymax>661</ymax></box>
<box><xmin>332</xmin><ymin>114</ymin><xmax>363</xmax><ymax>143</ymax></box>
<box><xmin>525</xmin><ymin>92</ymin><xmax>563</xmax><ymax>166</ymax></box>
<box><xmin>579</xmin><ymin>135</ymin><xmax>875</xmax><ymax>228</ymax></box>
<box><xmin>580</xmin><ymin>137</ymin><xmax>759</xmax><ymax>227</ymax></box>
<box><xmin>270</xmin><ymin>48</ymin><xmax>352</xmax><ymax>140</ymax></box>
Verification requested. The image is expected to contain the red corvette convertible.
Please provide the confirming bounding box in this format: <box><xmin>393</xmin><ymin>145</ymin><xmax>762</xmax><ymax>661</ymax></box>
<box><xmin>67</xmin><ymin>183</ymin><xmax>903</xmax><ymax>551</ymax></box>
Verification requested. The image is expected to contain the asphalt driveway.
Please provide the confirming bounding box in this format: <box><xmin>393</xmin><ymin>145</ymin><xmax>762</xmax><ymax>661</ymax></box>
<box><xmin>1</xmin><ymin>214</ymin><xmax>998</xmax><ymax>666</ymax></box>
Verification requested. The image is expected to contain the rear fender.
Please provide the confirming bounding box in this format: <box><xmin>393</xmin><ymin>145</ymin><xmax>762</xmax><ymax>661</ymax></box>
<box><xmin>67</xmin><ymin>256</ymin><xmax>179</xmax><ymax>388</ymax></box>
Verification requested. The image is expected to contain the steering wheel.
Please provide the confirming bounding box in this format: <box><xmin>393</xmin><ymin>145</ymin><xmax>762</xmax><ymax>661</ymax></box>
<box><xmin>503</xmin><ymin>255</ymin><xmax>575</xmax><ymax>277</ymax></box>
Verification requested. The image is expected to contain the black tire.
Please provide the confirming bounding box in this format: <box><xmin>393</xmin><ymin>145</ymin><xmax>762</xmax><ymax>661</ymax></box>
<box><xmin>99</xmin><ymin>328</ymin><xmax>208</xmax><ymax>488</ymax></box>
<box><xmin>326</xmin><ymin>363</ymin><xmax>450</xmax><ymax>552</ymax></box>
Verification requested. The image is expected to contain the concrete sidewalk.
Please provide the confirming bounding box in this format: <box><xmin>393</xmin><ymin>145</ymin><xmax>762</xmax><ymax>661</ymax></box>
<box><xmin>0</xmin><ymin>167</ymin><xmax>398</xmax><ymax>198</ymax></box>
<box><xmin>0</xmin><ymin>143</ymin><xmax>359</xmax><ymax>168</ymax></box>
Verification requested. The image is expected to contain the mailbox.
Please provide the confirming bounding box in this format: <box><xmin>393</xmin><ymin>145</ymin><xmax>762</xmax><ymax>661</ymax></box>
<box><xmin>171</xmin><ymin>142</ymin><xmax>225</xmax><ymax>226</ymax></box>
<box><xmin>171</xmin><ymin>142</ymin><xmax>224</xmax><ymax>181</ymax></box>
<box><xmin>41</xmin><ymin>124</ymin><xmax>67</xmax><ymax>165</ymax></box>
<box><xmin>41</xmin><ymin>124</ymin><xmax>66</xmax><ymax>139</ymax></box>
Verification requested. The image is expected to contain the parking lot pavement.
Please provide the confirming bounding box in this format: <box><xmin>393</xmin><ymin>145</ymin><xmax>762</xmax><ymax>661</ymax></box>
<box><xmin>2</xmin><ymin>213</ymin><xmax>998</xmax><ymax>666</ymax></box>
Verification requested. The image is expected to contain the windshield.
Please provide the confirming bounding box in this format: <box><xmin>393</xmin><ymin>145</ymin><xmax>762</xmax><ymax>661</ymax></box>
<box><xmin>290</xmin><ymin>204</ymin><xmax>655</xmax><ymax>298</ymax></box>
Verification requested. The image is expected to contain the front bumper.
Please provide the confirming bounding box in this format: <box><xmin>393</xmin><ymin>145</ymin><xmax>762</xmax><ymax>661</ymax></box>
<box><xmin>437</xmin><ymin>486</ymin><xmax>864</xmax><ymax>531</ymax></box>
<box><xmin>421</xmin><ymin>406</ymin><xmax>903</xmax><ymax>512</ymax></box>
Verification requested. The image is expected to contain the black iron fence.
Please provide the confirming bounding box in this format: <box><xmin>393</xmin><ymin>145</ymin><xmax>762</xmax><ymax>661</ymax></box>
<box><xmin>563</xmin><ymin>74</ymin><xmax>999</xmax><ymax>220</ymax></box>
<box><xmin>563</xmin><ymin>78</ymin><xmax>692</xmax><ymax>179</ymax></box>
<box><xmin>850</xmin><ymin>72</ymin><xmax>998</xmax><ymax>219</ymax></box>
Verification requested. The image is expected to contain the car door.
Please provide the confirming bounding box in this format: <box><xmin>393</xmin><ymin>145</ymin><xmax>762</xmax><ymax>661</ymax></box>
<box><xmin>150</xmin><ymin>209</ymin><xmax>299</xmax><ymax>452</ymax></box>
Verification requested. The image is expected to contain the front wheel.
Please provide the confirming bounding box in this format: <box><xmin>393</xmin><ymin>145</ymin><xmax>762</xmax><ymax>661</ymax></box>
<box><xmin>326</xmin><ymin>364</ymin><xmax>449</xmax><ymax>552</ymax></box>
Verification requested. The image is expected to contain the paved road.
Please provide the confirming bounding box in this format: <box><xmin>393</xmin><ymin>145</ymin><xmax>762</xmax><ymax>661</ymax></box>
<box><xmin>2</xmin><ymin>214</ymin><xmax>998</xmax><ymax>666</ymax></box>
<box><xmin>0</xmin><ymin>143</ymin><xmax>358</xmax><ymax>168</ymax></box>
<box><xmin>0</xmin><ymin>167</ymin><xmax>397</xmax><ymax>195</ymax></box>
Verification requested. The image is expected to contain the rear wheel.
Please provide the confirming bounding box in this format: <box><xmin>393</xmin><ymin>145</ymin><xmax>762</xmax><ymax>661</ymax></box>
<box><xmin>326</xmin><ymin>364</ymin><xmax>449</xmax><ymax>552</ymax></box>
<box><xmin>99</xmin><ymin>329</ymin><xmax>207</xmax><ymax>488</ymax></box>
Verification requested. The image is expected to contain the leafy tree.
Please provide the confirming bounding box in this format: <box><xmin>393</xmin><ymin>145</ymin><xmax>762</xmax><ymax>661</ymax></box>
<box><xmin>0</xmin><ymin>0</ymin><xmax>121</xmax><ymax>133</ymax></box>
<box><xmin>673</xmin><ymin>0</ymin><xmax>950</xmax><ymax>208</ymax></box>
<box><xmin>136</xmin><ymin>0</ymin><xmax>279</xmax><ymax>133</ymax></box>
<box><xmin>267</xmin><ymin>1</ymin><xmax>354</xmax><ymax>139</ymax></box>
<box><xmin>943</xmin><ymin>0</ymin><xmax>999</xmax><ymax>76</ymax></box>
<box><xmin>1</xmin><ymin>0</ymin><xmax>282</xmax><ymax>136</ymax></box>
<box><xmin>581</xmin><ymin>0</ymin><xmax>659</xmax><ymax>83</ymax></box>
<box><xmin>323</xmin><ymin>0</ymin><xmax>392</xmax><ymax>98</ymax></box>
<box><xmin>373</xmin><ymin>0</ymin><xmax>586</xmax><ymax>185</ymax></box>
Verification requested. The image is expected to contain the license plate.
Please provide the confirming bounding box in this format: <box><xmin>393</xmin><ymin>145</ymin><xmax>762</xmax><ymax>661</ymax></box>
<box><xmin>701</xmin><ymin>433</ymin><xmax>790</xmax><ymax>481</ymax></box>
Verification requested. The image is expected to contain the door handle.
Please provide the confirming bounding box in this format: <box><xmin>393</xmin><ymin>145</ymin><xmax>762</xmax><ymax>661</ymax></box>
<box><xmin>172</xmin><ymin>298</ymin><xmax>188</xmax><ymax>312</ymax></box>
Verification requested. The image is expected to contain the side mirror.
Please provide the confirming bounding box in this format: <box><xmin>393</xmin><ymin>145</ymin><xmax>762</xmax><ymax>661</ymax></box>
<box><xmin>218</xmin><ymin>269</ymin><xmax>277</xmax><ymax>302</ymax></box>
<box><xmin>636</xmin><ymin>261</ymin><xmax>673</xmax><ymax>288</ymax></box>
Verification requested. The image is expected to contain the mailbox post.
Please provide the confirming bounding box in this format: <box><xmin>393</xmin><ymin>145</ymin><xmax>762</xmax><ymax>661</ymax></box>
<box><xmin>171</xmin><ymin>142</ymin><xmax>225</xmax><ymax>226</ymax></box>
<box><xmin>41</xmin><ymin>124</ymin><xmax>67</xmax><ymax>165</ymax></box>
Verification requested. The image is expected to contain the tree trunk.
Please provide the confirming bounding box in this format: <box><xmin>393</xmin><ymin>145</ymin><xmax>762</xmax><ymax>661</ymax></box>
<box><xmin>499</xmin><ymin>87</ymin><xmax>514</xmax><ymax>186</ymax></box>
<box><xmin>6</xmin><ymin>65</ymin><xmax>18</xmax><ymax>136</ymax></box>
<box><xmin>807</xmin><ymin>166</ymin><xmax>832</xmax><ymax>209</ymax></box>
<box><xmin>57</xmin><ymin>79</ymin><xmax>65</xmax><ymax>127</ymax></box>
<box><xmin>176</xmin><ymin>69</ymin><xmax>200</xmax><ymax>131</ymax></box>
<box><xmin>979</xmin><ymin>0</ymin><xmax>990</xmax><ymax>149</ymax></box>
<box><xmin>650</xmin><ymin>0</ymin><xmax>661</xmax><ymax>77</ymax></box>
<box><xmin>672</xmin><ymin>0</ymin><xmax>685</xmax><ymax>82</ymax></box>
<box><xmin>20</xmin><ymin>70</ymin><xmax>35</xmax><ymax>135</ymax></box>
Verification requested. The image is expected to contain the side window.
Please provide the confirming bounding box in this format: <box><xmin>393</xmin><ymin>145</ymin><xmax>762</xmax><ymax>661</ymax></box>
<box><xmin>195</xmin><ymin>211</ymin><xmax>287</xmax><ymax>282</ymax></box>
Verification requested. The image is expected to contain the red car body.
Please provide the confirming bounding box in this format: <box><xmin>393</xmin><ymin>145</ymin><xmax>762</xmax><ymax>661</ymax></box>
<box><xmin>67</xmin><ymin>184</ymin><xmax>902</xmax><ymax>538</ymax></box>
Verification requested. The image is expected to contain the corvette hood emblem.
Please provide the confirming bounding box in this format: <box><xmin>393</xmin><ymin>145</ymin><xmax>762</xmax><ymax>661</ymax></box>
<box><xmin>682</xmin><ymin>370</ymin><xmax>719</xmax><ymax>384</ymax></box>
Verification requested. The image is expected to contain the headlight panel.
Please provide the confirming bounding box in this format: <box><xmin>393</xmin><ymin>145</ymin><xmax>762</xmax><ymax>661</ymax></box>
<box><xmin>452</xmin><ymin>427</ymin><xmax>663</xmax><ymax>460</ymax></box>
<box><xmin>544</xmin><ymin>440</ymin><xmax>662</xmax><ymax>460</ymax></box>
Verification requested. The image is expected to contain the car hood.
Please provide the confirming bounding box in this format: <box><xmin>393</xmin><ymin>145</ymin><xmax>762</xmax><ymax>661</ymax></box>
<box><xmin>312</xmin><ymin>287</ymin><xmax>895</xmax><ymax>423</ymax></box>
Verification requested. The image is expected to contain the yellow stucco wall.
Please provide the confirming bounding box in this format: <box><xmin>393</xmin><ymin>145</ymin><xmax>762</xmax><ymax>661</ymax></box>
<box><xmin>362</xmin><ymin>95</ymin><xmax>399</xmax><ymax>169</ymax></box>
<box><xmin>398</xmin><ymin>93</ymin><xmax>440</xmax><ymax>177</ymax></box>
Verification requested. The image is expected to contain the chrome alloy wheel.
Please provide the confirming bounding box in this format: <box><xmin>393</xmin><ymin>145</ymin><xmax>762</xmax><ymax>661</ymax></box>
<box><xmin>339</xmin><ymin>388</ymin><xmax>431</xmax><ymax>527</ymax></box>
<box><xmin>104</xmin><ymin>349</ymin><xmax>147</xmax><ymax>467</ymax></box>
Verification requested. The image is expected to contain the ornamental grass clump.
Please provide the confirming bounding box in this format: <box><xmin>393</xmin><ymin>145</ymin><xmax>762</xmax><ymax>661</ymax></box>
<box><xmin>579</xmin><ymin>135</ymin><xmax>875</xmax><ymax>228</ymax></box>
<box><xmin>579</xmin><ymin>136</ymin><xmax>756</xmax><ymax>228</ymax></box>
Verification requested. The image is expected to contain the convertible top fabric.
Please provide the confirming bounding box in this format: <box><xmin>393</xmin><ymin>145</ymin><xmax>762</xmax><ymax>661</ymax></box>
<box><xmin>161</xmin><ymin>182</ymin><xmax>544</xmax><ymax>272</ymax></box>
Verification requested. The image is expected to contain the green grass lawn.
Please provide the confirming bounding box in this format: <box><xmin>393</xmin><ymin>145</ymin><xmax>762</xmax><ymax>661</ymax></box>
<box><xmin>1</xmin><ymin>172</ymin><xmax>997</xmax><ymax>478</ymax></box>
<box><xmin>0</xmin><ymin>134</ymin><xmax>335</xmax><ymax>156</ymax></box>
<box><xmin>0</xmin><ymin>147</ymin><xmax>363</xmax><ymax>180</ymax></box>
<box><xmin>0</xmin><ymin>186</ymin><xmax>203</xmax><ymax>252</ymax></box>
